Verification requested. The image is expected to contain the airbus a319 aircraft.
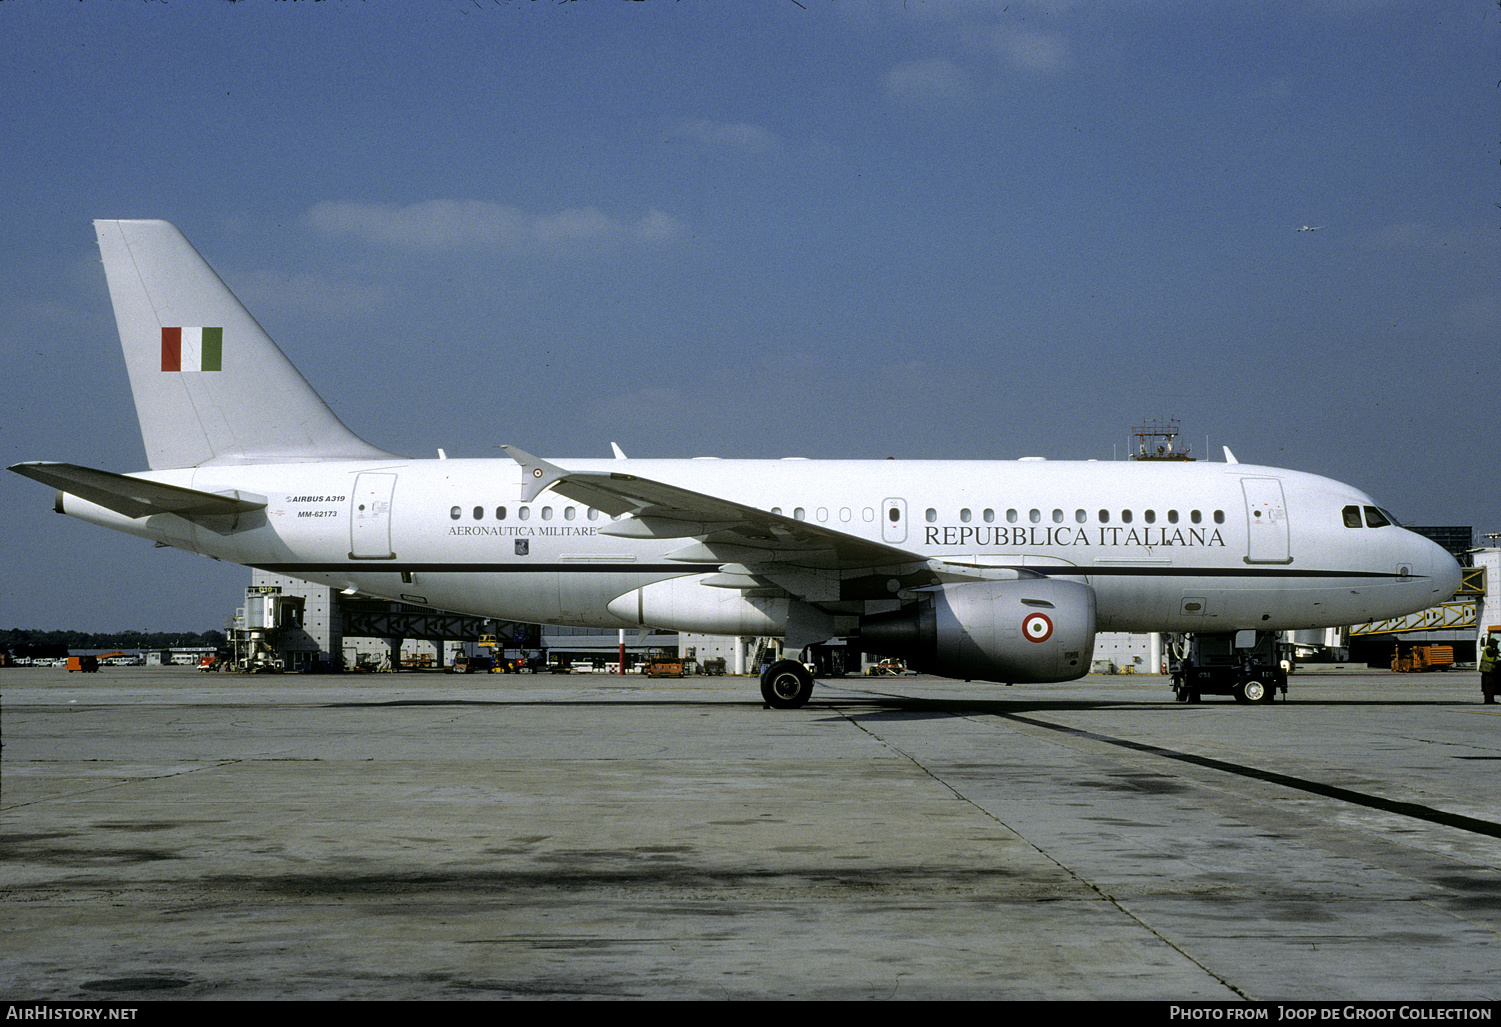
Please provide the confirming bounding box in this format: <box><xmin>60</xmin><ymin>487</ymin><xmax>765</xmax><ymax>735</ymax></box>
<box><xmin>12</xmin><ymin>221</ymin><xmax>1461</xmax><ymax>707</ymax></box>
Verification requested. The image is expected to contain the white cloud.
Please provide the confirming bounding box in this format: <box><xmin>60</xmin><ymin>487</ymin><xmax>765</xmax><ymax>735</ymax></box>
<box><xmin>982</xmin><ymin>28</ymin><xmax>1074</xmax><ymax>73</ymax></box>
<box><xmin>234</xmin><ymin>271</ymin><xmax>392</xmax><ymax>318</ymax></box>
<box><xmin>885</xmin><ymin>21</ymin><xmax>1074</xmax><ymax>109</ymax></box>
<box><xmin>667</xmin><ymin>119</ymin><xmax>782</xmax><ymax>154</ymax></box>
<box><xmin>304</xmin><ymin>200</ymin><xmax>683</xmax><ymax>256</ymax></box>
<box><xmin>885</xmin><ymin>59</ymin><xmax>970</xmax><ymax>102</ymax></box>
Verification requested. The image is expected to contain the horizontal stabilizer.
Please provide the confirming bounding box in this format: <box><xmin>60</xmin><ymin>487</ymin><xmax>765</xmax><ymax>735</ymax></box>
<box><xmin>9</xmin><ymin>462</ymin><xmax>266</xmax><ymax>522</ymax></box>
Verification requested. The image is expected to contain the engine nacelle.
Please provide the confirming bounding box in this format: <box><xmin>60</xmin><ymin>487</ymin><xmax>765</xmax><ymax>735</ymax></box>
<box><xmin>854</xmin><ymin>578</ymin><xmax>1096</xmax><ymax>683</ymax></box>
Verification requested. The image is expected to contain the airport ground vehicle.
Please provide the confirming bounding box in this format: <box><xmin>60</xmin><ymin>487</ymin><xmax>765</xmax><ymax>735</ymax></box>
<box><xmin>643</xmin><ymin>650</ymin><xmax>685</xmax><ymax>678</ymax></box>
<box><xmin>1169</xmin><ymin>631</ymin><xmax>1284</xmax><ymax>703</ymax></box>
<box><xmin>1390</xmin><ymin>644</ymin><xmax>1454</xmax><ymax>672</ymax></box>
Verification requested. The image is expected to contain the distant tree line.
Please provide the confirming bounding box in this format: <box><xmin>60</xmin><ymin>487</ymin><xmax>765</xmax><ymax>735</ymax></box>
<box><xmin>2</xmin><ymin>628</ymin><xmax>227</xmax><ymax>658</ymax></box>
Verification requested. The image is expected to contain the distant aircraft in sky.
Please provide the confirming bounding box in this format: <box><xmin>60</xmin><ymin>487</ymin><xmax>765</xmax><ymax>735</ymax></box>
<box><xmin>1298</xmin><ymin>225</ymin><xmax>1324</xmax><ymax>232</ymax></box>
<box><xmin>9</xmin><ymin>221</ymin><xmax>1460</xmax><ymax>708</ymax></box>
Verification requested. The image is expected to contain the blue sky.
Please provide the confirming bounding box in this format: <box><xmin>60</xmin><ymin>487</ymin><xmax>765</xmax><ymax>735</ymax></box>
<box><xmin>2</xmin><ymin>0</ymin><xmax>1496</xmax><ymax>632</ymax></box>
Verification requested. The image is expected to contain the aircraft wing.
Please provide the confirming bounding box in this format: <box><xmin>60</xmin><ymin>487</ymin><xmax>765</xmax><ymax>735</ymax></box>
<box><xmin>502</xmin><ymin>447</ymin><xmax>1027</xmax><ymax>602</ymax></box>
<box><xmin>9</xmin><ymin>462</ymin><xmax>266</xmax><ymax>531</ymax></box>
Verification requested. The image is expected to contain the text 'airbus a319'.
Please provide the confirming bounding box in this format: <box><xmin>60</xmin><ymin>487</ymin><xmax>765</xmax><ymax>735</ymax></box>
<box><xmin>11</xmin><ymin>221</ymin><xmax>1461</xmax><ymax>707</ymax></box>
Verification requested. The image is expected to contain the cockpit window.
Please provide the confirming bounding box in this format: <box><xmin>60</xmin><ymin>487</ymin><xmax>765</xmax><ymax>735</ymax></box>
<box><xmin>1342</xmin><ymin>505</ymin><xmax>1363</xmax><ymax>528</ymax></box>
<box><xmin>1364</xmin><ymin>506</ymin><xmax>1394</xmax><ymax>528</ymax></box>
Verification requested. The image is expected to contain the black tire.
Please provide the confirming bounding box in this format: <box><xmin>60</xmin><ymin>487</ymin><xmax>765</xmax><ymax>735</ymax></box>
<box><xmin>761</xmin><ymin>659</ymin><xmax>814</xmax><ymax>709</ymax></box>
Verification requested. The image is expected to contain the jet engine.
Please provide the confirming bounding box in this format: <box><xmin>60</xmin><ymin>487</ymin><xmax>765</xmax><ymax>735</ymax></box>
<box><xmin>853</xmin><ymin>578</ymin><xmax>1096</xmax><ymax>683</ymax></box>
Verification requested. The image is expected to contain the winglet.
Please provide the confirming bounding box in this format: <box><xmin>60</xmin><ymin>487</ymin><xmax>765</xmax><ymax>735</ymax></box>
<box><xmin>500</xmin><ymin>445</ymin><xmax>571</xmax><ymax>503</ymax></box>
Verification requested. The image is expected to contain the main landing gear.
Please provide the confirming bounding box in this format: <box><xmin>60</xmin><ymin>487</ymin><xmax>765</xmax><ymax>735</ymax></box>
<box><xmin>760</xmin><ymin>659</ymin><xmax>815</xmax><ymax>709</ymax></box>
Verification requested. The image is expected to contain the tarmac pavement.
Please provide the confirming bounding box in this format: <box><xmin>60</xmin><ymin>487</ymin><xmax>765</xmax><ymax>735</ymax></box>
<box><xmin>2</xmin><ymin>666</ymin><xmax>1498</xmax><ymax>1000</ymax></box>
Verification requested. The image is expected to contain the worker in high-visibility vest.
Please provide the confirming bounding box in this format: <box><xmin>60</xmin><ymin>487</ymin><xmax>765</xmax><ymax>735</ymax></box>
<box><xmin>1481</xmin><ymin>635</ymin><xmax>1498</xmax><ymax>705</ymax></box>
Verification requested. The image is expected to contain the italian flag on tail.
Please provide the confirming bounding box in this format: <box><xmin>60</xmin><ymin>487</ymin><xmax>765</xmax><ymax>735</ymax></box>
<box><xmin>161</xmin><ymin>327</ymin><xmax>223</xmax><ymax>372</ymax></box>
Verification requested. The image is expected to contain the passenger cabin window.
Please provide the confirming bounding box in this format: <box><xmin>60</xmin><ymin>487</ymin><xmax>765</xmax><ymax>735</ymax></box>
<box><xmin>450</xmin><ymin>506</ymin><xmax>461</xmax><ymax>520</ymax></box>
<box><xmin>1213</xmin><ymin>510</ymin><xmax>1225</xmax><ymax>524</ymax></box>
<box><xmin>984</xmin><ymin>509</ymin><xmax>995</xmax><ymax>523</ymax></box>
<box><xmin>1098</xmin><ymin>510</ymin><xmax>1110</xmax><ymax>523</ymax></box>
<box><xmin>496</xmin><ymin>506</ymin><xmax>507</xmax><ymax>520</ymax></box>
<box><xmin>1121</xmin><ymin>510</ymin><xmax>1133</xmax><ymax>524</ymax></box>
<box><xmin>926</xmin><ymin>508</ymin><xmax>937</xmax><ymax>523</ymax></box>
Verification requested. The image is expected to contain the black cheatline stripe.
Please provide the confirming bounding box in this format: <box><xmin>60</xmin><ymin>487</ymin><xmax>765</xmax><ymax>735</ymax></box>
<box><xmin>1001</xmin><ymin>712</ymin><xmax>1501</xmax><ymax>840</ymax></box>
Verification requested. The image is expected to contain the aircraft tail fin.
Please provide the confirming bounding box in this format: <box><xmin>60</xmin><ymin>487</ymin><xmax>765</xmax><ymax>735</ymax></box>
<box><xmin>94</xmin><ymin>219</ymin><xmax>396</xmax><ymax>469</ymax></box>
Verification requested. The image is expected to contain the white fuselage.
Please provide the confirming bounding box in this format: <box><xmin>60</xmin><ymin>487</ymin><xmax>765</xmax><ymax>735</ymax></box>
<box><xmin>60</xmin><ymin>456</ymin><xmax>1460</xmax><ymax>636</ymax></box>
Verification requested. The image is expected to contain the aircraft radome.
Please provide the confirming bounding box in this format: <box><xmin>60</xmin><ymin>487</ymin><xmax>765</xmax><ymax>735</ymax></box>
<box><xmin>10</xmin><ymin>220</ymin><xmax>1461</xmax><ymax>707</ymax></box>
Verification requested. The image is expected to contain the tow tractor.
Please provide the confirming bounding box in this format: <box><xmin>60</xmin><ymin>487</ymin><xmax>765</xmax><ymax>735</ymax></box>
<box><xmin>1169</xmin><ymin>631</ymin><xmax>1285</xmax><ymax>704</ymax></box>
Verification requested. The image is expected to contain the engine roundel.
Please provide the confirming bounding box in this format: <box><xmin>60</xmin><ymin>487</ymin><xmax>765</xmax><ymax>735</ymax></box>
<box><xmin>1022</xmin><ymin>612</ymin><xmax>1053</xmax><ymax>643</ymax></box>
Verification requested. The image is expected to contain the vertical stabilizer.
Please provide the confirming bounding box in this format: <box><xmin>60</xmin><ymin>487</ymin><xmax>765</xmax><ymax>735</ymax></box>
<box><xmin>94</xmin><ymin>219</ymin><xmax>396</xmax><ymax>469</ymax></box>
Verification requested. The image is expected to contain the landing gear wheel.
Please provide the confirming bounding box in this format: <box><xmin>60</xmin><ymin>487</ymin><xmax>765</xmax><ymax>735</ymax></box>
<box><xmin>761</xmin><ymin>659</ymin><xmax>814</xmax><ymax>709</ymax></box>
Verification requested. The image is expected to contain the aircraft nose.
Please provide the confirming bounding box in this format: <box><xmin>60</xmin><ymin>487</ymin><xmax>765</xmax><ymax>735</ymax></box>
<box><xmin>1416</xmin><ymin>532</ymin><xmax>1462</xmax><ymax>601</ymax></box>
